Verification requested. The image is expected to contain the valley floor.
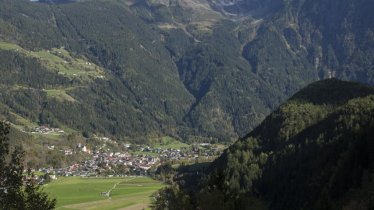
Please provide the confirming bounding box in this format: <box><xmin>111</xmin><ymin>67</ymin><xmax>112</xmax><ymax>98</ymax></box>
<box><xmin>43</xmin><ymin>176</ymin><xmax>163</xmax><ymax>210</ymax></box>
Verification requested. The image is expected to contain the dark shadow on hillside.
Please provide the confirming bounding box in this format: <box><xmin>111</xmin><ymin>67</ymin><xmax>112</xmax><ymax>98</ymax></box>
<box><xmin>258</xmin><ymin>105</ymin><xmax>374</xmax><ymax>209</ymax></box>
<box><xmin>289</xmin><ymin>79</ymin><xmax>374</xmax><ymax>106</ymax></box>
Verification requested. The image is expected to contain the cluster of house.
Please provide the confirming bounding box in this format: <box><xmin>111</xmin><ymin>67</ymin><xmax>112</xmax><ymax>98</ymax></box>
<box><xmin>137</xmin><ymin>143</ymin><xmax>222</xmax><ymax>161</ymax></box>
<box><xmin>39</xmin><ymin>151</ymin><xmax>160</xmax><ymax>177</ymax></box>
<box><xmin>31</xmin><ymin>126</ymin><xmax>65</xmax><ymax>134</ymax></box>
<box><xmin>47</xmin><ymin>143</ymin><xmax>90</xmax><ymax>155</ymax></box>
<box><xmin>95</xmin><ymin>136</ymin><xmax>116</xmax><ymax>144</ymax></box>
<box><xmin>38</xmin><ymin>141</ymin><xmax>223</xmax><ymax>178</ymax></box>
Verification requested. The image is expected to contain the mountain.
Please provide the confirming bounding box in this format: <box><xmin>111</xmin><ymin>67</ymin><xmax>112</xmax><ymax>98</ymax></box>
<box><xmin>0</xmin><ymin>0</ymin><xmax>195</xmax><ymax>141</ymax></box>
<box><xmin>127</xmin><ymin>0</ymin><xmax>374</xmax><ymax>140</ymax></box>
<box><xmin>0</xmin><ymin>0</ymin><xmax>373</xmax><ymax>142</ymax></box>
<box><xmin>160</xmin><ymin>79</ymin><xmax>374</xmax><ymax>210</ymax></box>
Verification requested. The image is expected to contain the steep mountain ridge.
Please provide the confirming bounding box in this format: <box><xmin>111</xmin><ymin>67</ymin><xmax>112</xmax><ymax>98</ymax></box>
<box><xmin>160</xmin><ymin>79</ymin><xmax>374</xmax><ymax>210</ymax></box>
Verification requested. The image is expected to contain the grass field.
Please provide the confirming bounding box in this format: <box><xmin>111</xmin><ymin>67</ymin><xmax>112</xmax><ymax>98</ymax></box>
<box><xmin>43</xmin><ymin>176</ymin><xmax>163</xmax><ymax>210</ymax></box>
<box><xmin>151</xmin><ymin>136</ymin><xmax>189</xmax><ymax>149</ymax></box>
<box><xmin>9</xmin><ymin>111</ymin><xmax>39</xmax><ymax>128</ymax></box>
<box><xmin>0</xmin><ymin>41</ymin><xmax>105</xmax><ymax>80</ymax></box>
<box><xmin>44</xmin><ymin>89</ymin><xmax>76</xmax><ymax>102</ymax></box>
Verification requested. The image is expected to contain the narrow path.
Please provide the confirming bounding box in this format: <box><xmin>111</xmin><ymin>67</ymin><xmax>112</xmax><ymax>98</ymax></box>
<box><xmin>107</xmin><ymin>181</ymin><xmax>121</xmax><ymax>197</ymax></box>
<box><xmin>107</xmin><ymin>177</ymin><xmax>136</xmax><ymax>197</ymax></box>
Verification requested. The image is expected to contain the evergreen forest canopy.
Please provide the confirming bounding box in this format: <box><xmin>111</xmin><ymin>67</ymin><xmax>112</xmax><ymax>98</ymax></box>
<box><xmin>0</xmin><ymin>0</ymin><xmax>373</xmax><ymax>143</ymax></box>
<box><xmin>153</xmin><ymin>79</ymin><xmax>374</xmax><ymax>210</ymax></box>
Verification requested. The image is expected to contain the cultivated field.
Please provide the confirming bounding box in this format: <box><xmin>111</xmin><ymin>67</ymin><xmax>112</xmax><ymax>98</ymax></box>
<box><xmin>43</xmin><ymin>176</ymin><xmax>164</xmax><ymax>210</ymax></box>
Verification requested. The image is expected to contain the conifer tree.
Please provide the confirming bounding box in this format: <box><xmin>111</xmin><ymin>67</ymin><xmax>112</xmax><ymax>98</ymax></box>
<box><xmin>0</xmin><ymin>121</ymin><xmax>56</xmax><ymax>210</ymax></box>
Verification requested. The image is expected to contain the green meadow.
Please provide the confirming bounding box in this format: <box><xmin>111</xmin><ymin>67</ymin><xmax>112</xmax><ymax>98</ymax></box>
<box><xmin>0</xmin><ymin>41</ymin><xmax>105</xmax><ymax>79</ymax></box>
<box><xmin>151</xmin><ymin>136</ymin><xmax>189</xmax><ymax>149</ymax></box>
<box><xmin>43</xmin><ymin>176</ymin><xmax>164</xmax><ymax>210</ymax></box>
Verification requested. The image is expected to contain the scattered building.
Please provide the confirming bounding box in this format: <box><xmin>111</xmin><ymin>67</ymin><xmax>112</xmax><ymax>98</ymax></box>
<box><xmin>31</xmin><ymin>126</ymin><xmax>65</xmax><ymax>134</ymax></box>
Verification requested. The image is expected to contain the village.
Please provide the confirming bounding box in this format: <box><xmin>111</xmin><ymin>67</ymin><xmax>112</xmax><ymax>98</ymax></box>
<box><xmin>21</xmin><ymin>125</ymin><xmax>224</xmax><ymax>182</ymax></box>
<box><xmin>37</xmin><ymin>136</ymin><xmax>223</xmax><ymax>181</ymax></box>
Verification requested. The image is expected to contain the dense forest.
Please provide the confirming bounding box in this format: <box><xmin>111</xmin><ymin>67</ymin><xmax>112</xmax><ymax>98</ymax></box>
<box><xmin>153</xmin><ymin>79</ymin><xmax>374</xmax><ymax>210</ymax></box>
<box><xmin>0</xmin><ymin>0</ymin><xmax>373</xmax><ymax>143</ymax></box>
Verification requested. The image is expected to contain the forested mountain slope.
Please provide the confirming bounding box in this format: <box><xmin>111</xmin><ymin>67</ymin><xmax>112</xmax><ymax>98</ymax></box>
<box><xmin>130</xmin><ymin>0</ymin><xmax>374</xmax><ymax>140</ymax></box>
<box><xmin>0</xmin><ymin>0</ymin><xmax>195</xmax><ymax>141</ymax></box>
<box><xmin>0</xmin><ymin>0</ymin><xmax>373</xmax><ymax>142</ymax></box>
<box><xmin>156</xmin><ymin>79</ymin><xmax>374</xmax><ymax>210</ymax></box>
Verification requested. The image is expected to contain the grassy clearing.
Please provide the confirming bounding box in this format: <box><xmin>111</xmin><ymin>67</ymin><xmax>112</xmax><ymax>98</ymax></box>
<box><xmin>9</xmin><ymin>111</ymin><xmax>38</xmax><ymax>128</ymax></box>
<box><xmin>34</xmin><ymin>48</ymin><xmax>105</xmax><ymax>79</ymax></box>
<box><xmin>44</xmin><ymin>89</ymin><xmax>76</xmax><ymax>102</ymax></box>
<box><xmin>44</xmin><ymin>176</ymin><xmax>163</xmax><ymax>210</ymax></box>
<box><xmin>33</xmin><ymin>132</ymin><xmax>64</xmax><ymax>141</ymax></box>
<box><xmin>0</xmin><ymin>41</ymin><xmax>24</xmax><ymax>51</ymax></box>
<box><xmin>131</xmin><ymin>137</ymin><xmax>190</xmax><ymax>156</ymax></box>
<box><xmin>0</xmin><ymin>41</ymin><xmax>105</xmax><ymax>80</ymax></box>
<box><xmin>151</xmin><ymin>136</ymin><xmax>189</xmax><ymax>149</ymax></box>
